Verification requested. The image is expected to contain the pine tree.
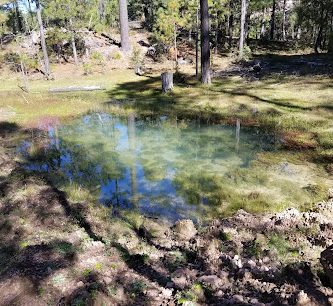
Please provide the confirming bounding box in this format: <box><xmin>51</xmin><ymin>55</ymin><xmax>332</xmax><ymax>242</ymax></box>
<box><xmin>119</xmin><ymin>0</ymin><xmax>131</xmax><ymax>51</ymax></box>
<box><xmin>200</xmin><ymin>0</ymin><xmax>211</xmax><ymax>84</ymax></box>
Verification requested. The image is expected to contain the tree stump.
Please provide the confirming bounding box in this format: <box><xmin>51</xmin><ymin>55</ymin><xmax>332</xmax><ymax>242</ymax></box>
<box><xmin>161</xmin><ymin>72</ymin><xmax>174</xmax><ymax>93</ymax></box>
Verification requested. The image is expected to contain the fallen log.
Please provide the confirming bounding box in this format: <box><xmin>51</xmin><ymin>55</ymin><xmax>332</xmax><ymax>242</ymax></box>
<box><xmin>49</xmin><ymin>86</ymin><xmax>105</xmax><ymax>93</ymax></box>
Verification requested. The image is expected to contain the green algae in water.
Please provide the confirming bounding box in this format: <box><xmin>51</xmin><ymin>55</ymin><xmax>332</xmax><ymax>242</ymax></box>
<box><xmin>21</xmin><ymin>113</ymin><xmax>328</xmax><ymax>221</ymax></box>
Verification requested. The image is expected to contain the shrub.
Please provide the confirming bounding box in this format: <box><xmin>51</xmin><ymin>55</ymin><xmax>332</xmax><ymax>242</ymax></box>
<box><xmin>83</xmin><ymin>62</ymin><xmax>93</xmax><ymax>75</ymax></box>
<box><xmin>91</xmin><ymin>51</ymin><xmax>105</xmax><ymax>65</ymax></box>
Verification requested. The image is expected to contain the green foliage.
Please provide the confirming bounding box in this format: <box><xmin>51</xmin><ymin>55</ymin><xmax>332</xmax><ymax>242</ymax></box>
<box><xmin>129</xmin><ymin>280</ymin><xmax>148</xmax><ymax>295</ymax></box>
<box><xmin>130</xmin><ymin>46</ymin><xmax>143</xmax><ymax>67</ymax></box>
<box><xmin>2</xmin><ymin>51</ymin><xmax>38</xmax><ymax>72</ymax></box>
<box><xmin>83</xmin><ymin>62</ymin><xmax>93</xmax><ymax>75</ymax></box>
<box><xmin>91</xmin><ymin>51</ymin><xmax>105</xmax><ymax>65</ymax></box>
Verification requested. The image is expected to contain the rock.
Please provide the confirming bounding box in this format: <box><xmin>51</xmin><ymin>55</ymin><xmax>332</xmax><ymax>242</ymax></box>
<box><xmin>171</xmin><ymin>268</ymin><xmax>197</xmax><ymax>289</ymax></box>
<box><xmin>173</xmin><ymin>220</ymin><xmax>197</xmax><ymax>241</ymax></box>
<box><xmin>328</xmin><ymin>188</ymin><xmax>333</xmax><ymax>199</ymax></box>
<box><xmin>140</xmin><ymin>219</ymin><xmax>170</xmax><ymax>240</ymax></box>
<box><xmin>274</xmin><ymin>208</ymin><xmax>301</xmax><ymax>226</ymax></box>
<box><xmin>321</xmin><ymin>245</ymin><xmax>333</xmax><ymax>287</ymax></box>
<box><xmin>198</xmin><ymin>275</ymin><xmax>222</xmax><ymax>290</ymax></box>
<box><xmin>296</xmin><ymin>290</ymin><xmax>312</xmax><ymax>306</ymax></box>
<box><xmin>232</xmin><ymin>255</ymin><xmax>243</xmax><ymax>269</ymax></box>
<box><xmin>177</xmin><ymin>57</ymin><xmax>188</xmax><ymax>65</ymax></box>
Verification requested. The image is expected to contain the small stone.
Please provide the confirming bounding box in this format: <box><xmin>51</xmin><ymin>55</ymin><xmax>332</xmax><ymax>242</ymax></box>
<box><xmin>296</xmin><ymin>290</ymin><xmax>311</xmax><ymax>306</ymax></box>
<box><xmin>173</xmin><ymin>219</ymin><xmax>197</xmax><ymax>241</ymax></box>
<box><xmin>198</xmin><ymin>275</ymin><xmax>222</xmax><ymax>290</ymax></box>
<box><xmin>232</xmin><ymin>295</ymin><xmax>244</xmax><ymax>303</ymax></box>
<box><xmin>77</xmin><ymin>281</ymin><xmax>84</xmax><ymax>287</ymax></box>
<box><xmin>328</xmin><ymin>188</ymin><xmax>333</xmax><ymax>199</ymax></box>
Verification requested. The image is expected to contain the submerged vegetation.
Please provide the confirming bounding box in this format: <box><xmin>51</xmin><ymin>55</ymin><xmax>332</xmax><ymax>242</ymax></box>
<box><xmin>1</xmin><ymin>0</ymin><xmax>333</xmax><ymax>303</ymax></box>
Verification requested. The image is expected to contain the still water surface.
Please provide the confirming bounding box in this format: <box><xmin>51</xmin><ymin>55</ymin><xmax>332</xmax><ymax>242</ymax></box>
<box><xmin>22</xmin><ymin>113</ymin><xmax>279</xmax><ymax>221</ymax></box>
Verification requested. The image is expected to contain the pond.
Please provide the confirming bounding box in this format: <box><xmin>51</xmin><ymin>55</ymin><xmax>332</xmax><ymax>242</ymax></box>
<box><xmin>21</xmin><ymin>113</ymin><xmax>328</xmax><ymax>222</ymax></box>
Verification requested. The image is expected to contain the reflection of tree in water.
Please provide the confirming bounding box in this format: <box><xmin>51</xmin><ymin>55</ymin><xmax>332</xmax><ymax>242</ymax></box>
<box><xmin>37</xmin><ymin>114</ymin><xmax>127</xmax><ymax>200</ymax></box>
<box><xmin>24</xmin><ymin>113</ymin><xmax>282</xmax><ymax>220</ymax></box>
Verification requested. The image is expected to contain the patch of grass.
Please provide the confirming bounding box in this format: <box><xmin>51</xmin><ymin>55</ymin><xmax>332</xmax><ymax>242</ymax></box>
<box><xmin>128</xmin><ymin>279</ymin><xmax>148</xmax><ymax>295</ymax></box>
<box><xmin>53</xmin><ymin>241</ymin><xmax>76</xmax><ymax>257</ymax></box>
<box><xmin>268</xmin><ymin>234</ymin><xmax>299</xmax><ymax>261</ymax></box>
<box><xmin>176</xmin><ymin>283</ymin><xmax>204</xmax><ymax>305</ymax></box>
<box><xmin>52</xmin><ymin>274</ymin><xmax>67</xmax><ymax>285</ymax></box>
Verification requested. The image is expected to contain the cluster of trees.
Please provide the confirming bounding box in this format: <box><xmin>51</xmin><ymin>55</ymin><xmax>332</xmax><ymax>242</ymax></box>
<box><xmin>0</xmin><ymin>0</ymin><xmax>333</xmax><ymax>83</ymax></box>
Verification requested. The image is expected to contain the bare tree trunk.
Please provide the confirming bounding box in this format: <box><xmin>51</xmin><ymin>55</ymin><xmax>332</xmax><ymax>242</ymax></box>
<box><xmin>228</xmin><ymin>2</ymin><xmax>234</xmax><ymax>48</ymax></box>
<box><xmin>99</xmin><ymin>0</ymin><xmax>106</xmax><ymax>21</ymax></box>
<box><xmin>174</xmin><ymin>21</ymin><xmax>178</xmax><ymax>69</ymax></box>
<box><xmin>215</xmin><ymin>18</ymin><xmax>219</xmax><ymax>55</ymax></box>
<box><xmin>70</xmin><ymin>19</ymin><xmax>79</xmax><ymax>65</ymax></box>
<box><xmin>239</xmin><ymin>0</ymin><xmax>247</xmax><ymax>58</ymax></box>
<box><xmin>297</xmin><ymin>26</ymin><xmax>301</xmax><ymax>40</ymax></box>
<box><xmin>196</xmin><ymin>0</ymin><xmax>199</xmax><ymax>80</ymax></box>
<box><xmin>282</xmin><ymin>0</ymin><xmax>287</xmax><ymax>41</ymax></box>
<box><xmin>328</xmin><ymin>10</ymin><xmax>333</xmax><ymax>53</ymax></box>
<box><xmin>36</xmin><ymin>0</ymin><xmax>51</xmax><ymax>79</ymax></box>
<box><xmin>71</xmin><ymin>34</ymin><xmax>78</xmax><ymax>65</ymax></box>
<box><xmin>119</xmin><ymin>0</ymin><xmax>131</xmax><ymax>52</ymax></box>
<box><xmin>200</xmin><ymin>0</ymin><xmax>211</xmax><ymax>85</ymax></box>
<box><xmin>270</xmin><ymin>0</ymin><xmax>276</xmax><ymax>40</ymax></box>
<box><xmin>260</xmin><ymin>8</ymin><xmax>266</xmax><ymax>39</ymax></box>
<box><xmin>161</xmin><ymin>72</ymin><xmax>174</xmax><ymax>92</ymax></box>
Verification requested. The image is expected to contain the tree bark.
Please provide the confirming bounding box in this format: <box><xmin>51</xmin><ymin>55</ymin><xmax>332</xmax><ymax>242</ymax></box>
<box><xmin>36</xmin><ymin>0</ymin><xmax>51</xmax><ymax>79</ymax></box>
<box><xmin>71</xmin><ymin>34</ymin><xmax>78</xmax><ymax>65</ymax></box>
<box><xmin>200</xmin><ymin>0</ymin><xmax>211</xmax><ymax>85</ymax></box>
<box><xmin>196</xmin><ymin>0</ymin><xmax>199</xmax><ymax>80</ymax></box>
<box><xmin>239</xmin><ymin>0</ymin><xmax>247</xmax><ymax>58</ymax></box>
<box><xmin>70</xmin><ymin>19</ymin><xmax>79</xmax><ymax>65</ymax></box>
<box><xmin>260</xmin><ymin>8</ymin><xmax>266</xmax><ymax>39</ymax></box>
<box><xmin>282</xmin><ymin>0</ymin><xmax>287</xmax><ymax>41</ymax></box>
<box><xmin>161</xmin><ymin>72</ymin><xmax>173</xmax><ymax>93</ymax></box>
<box><xmin>270</xmin><ymin>0</ymin><xmax>276</xmax><ymax>40</ymax></box>
<box><xmin>119</xmin><ymin>0</ymin><xmax>131</xmax><ymax>52</ymax></box>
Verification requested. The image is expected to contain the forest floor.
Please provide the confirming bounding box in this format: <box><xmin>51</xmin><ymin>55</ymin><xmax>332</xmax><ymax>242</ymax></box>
<box><xmin>0</xmin><ymin>50</ymin><xmax>333</xmax><ymax>305</ymax></box>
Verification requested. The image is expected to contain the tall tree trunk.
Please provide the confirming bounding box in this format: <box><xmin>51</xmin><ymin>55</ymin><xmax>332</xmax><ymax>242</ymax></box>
<box><xmin>282</xmin><ymin>0</ymin><xmax>287</xmax><ymax>41</ymax></box>
<box><xmin>260</xmin><ymin>8</ymin><xmax>266</xmax><ymax>39</ymax></box>
<box><xmin>228</xmin><ymin>1</ymin><xmax>234</xmax><ymax>49</ymax></box>
<box><xmin>174</xmin><ymin>21</ymin><xmax>178</xmax><ymax>69</ymax></box>
<box><xmin>239</xmin><ymin>0</ymin><xmax>247</xmax><ymax>58</ymax></box>
<box><xmin>315</xmin><ymin>9</ymin><xmax>328</xmax><ymax>54</ymax></box>
<box><xmin>215</xmin><ymin>18</ymin><xmax>219</xmax><ymax>55</ymax></box>
<box><xmin>99</xmin><ymin>0</ymin><xmax>106</xmax><ymax>21</ymax></box>
<box><xmin>328</xmin><ymin>10</ymin><xmax>333</xmax><ymax>53</ymax></box>
<box><xmin>270</xmin><ymin>0</ymin><xmax>276</xmax><ymax>40</ymax></box>
<box><xmin>196</xmin><ymin>0</ymin><xmax>199</xmax><ymax>80</ymax></box>
<box><xmin>36</xmin><ymin>0</ymin><xmax>51</xmax><ymax>79</ymax></box>
<box><xmin>70</xmin><ymin>19</ymin><xmax>78</xmax><ymax>65</ymax></box>
<box><xmin>200</xmin><ymin>0</ymin><xmax>211</xmax><ymax>84</ymax></box>
<box><xmin>71</xmin><ymin>34</ymin><xmax>78</xmax><ymax>65</ymax></box>
<box><xmin>119</xmin><ymin>0</ymin><xmax>131</xmax><ymax>52</ymax></box>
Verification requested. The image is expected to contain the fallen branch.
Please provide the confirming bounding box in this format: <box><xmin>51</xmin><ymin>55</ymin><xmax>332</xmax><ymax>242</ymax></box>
<box><xmin>49</xmin><ymin>86</ymin><xmax>105</xmax><ymax>93</ymax></box>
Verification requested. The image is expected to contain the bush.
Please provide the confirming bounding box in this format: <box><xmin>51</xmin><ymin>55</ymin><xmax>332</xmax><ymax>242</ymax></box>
<box><xmin>2</xmin><ymin>52</ymin><xmax>38</xmax><ymax>73</ymax></box>
<box><xmin>91</xmin><ymin>51</ymin><xmax>105</xmax><ymax>65</ymax></box>
<box><xmin>130</xmin><ymin>46</ymin><xmax>143</xmax><ymax>68</ymax></box>
<box><xmin>82</xmin><ymin>62</ymin><xmax>93</xmax><ymax>75</ymax></box>
<box><xmin>112</xmin><ymin>51</ymin><xmax>122</xmax><ymax>61</ymax></box>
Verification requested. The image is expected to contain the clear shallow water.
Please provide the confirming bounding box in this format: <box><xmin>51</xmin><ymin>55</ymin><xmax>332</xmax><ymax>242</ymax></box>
<box><xmin>21</xmin><ymin>113</ymin><xmax>279</xmax><ymax>221</ymax></box>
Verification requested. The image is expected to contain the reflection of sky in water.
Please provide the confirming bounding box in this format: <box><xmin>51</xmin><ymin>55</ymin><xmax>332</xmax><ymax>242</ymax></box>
<box><xmin>22</xmin><ymin>113</ymin><xmax>277</xmax><ymax>222</ymax></box>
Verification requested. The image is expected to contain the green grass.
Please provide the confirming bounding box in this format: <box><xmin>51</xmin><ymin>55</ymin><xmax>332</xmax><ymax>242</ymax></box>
<box><xmin>1</xmin><ymin>65</ymin><xmax>332</xmax><ymax>216</ymax></box>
